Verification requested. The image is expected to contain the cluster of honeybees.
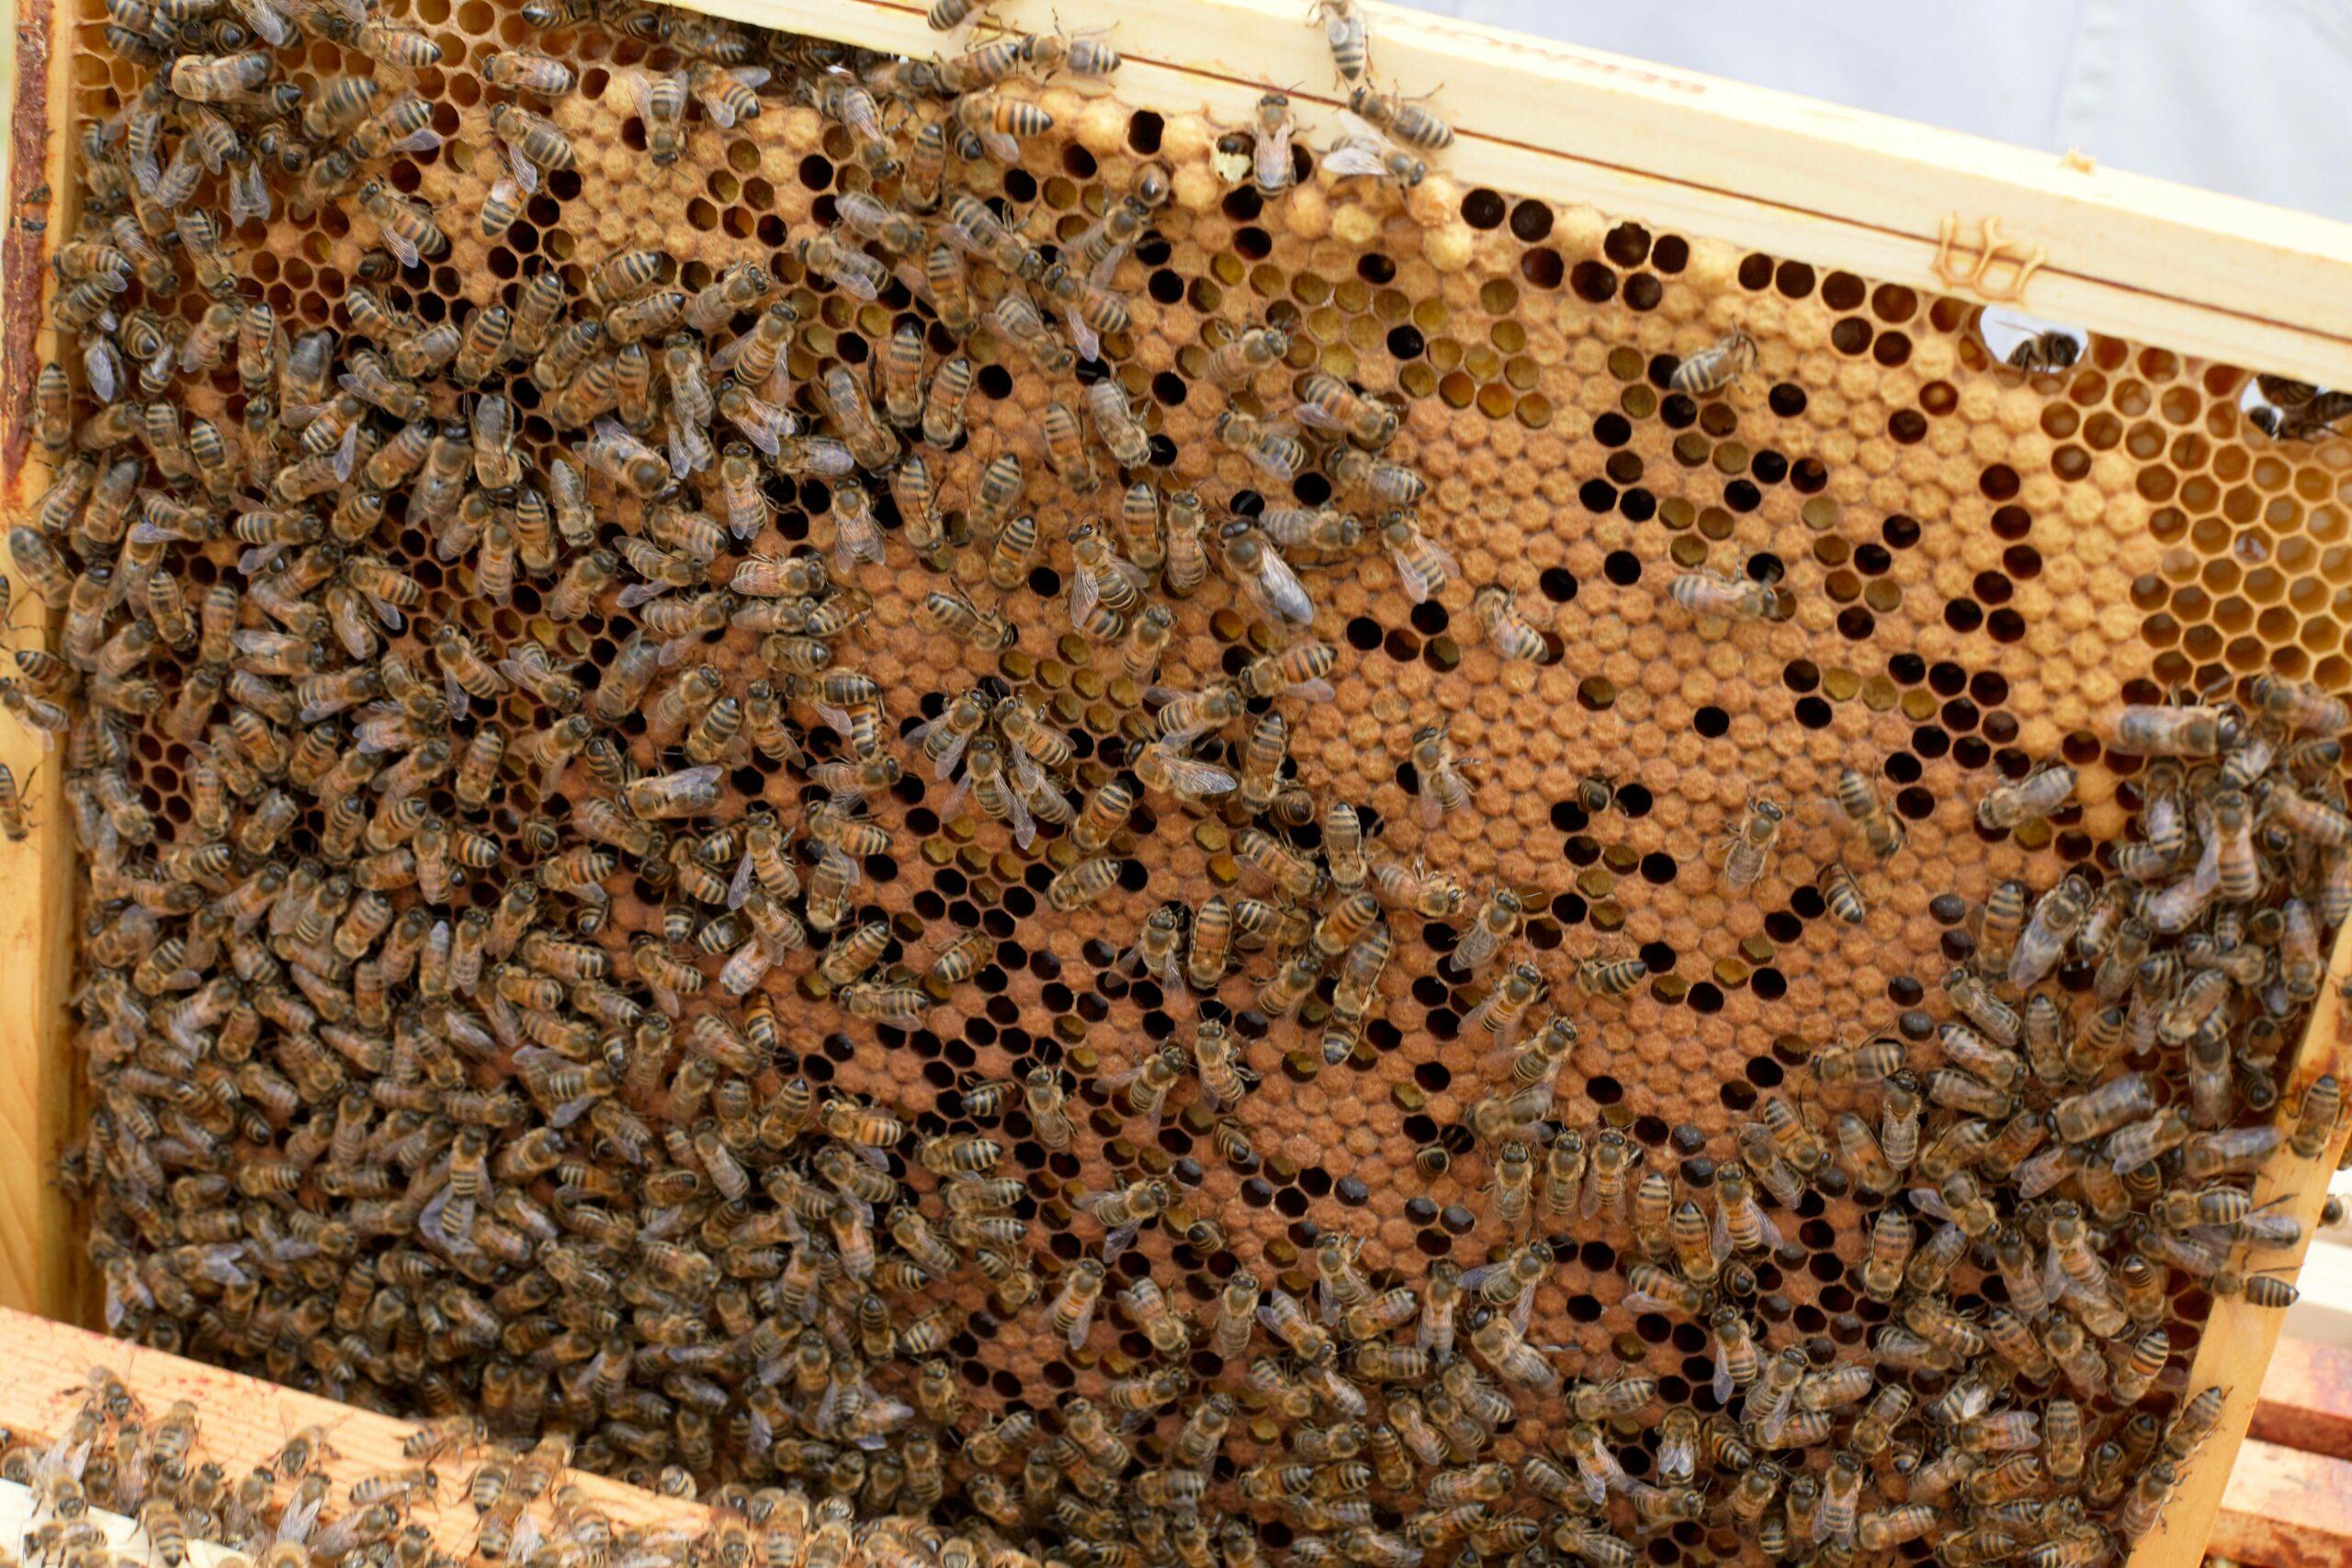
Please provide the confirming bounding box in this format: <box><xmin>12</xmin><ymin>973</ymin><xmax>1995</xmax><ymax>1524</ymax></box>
<box><xmin>4</xmin><ymin>1364</ymin><xmax>960</xmax><ymax>1568</ymax></box>
<box><xmin>21</xmin><ymin>0</ymin><xmax>2352</xmax><ymax>1562</ymax></box>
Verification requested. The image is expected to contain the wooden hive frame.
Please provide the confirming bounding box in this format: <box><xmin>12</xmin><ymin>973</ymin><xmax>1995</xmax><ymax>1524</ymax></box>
<box><xmin>7</xmin><ymin>2</ymin><xmax>2352</xmax><ymax>1566</ymax></box>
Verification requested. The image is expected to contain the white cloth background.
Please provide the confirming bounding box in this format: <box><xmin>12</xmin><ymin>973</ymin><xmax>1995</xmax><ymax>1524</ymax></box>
<box><xmin>1389</xmin><ymin>0</ymin><xmax>2352</xmax><ymax>224</ymax></box>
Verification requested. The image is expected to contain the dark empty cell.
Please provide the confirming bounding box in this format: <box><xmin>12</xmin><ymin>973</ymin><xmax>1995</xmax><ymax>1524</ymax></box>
<box><xmin>1594</xmin><ymin>412</ymin><xmax>1633</xmax><ymax>447</ymax></box>
<box><xmin>1587</xmin><ymin>1075</ymin><xmax>1623</xmax><ymax>1106</ymax></box>
<box><xmin>1345</xmin><ymin>616</ymin><xmax>1383</xmax><ymax>651</ymax></box>
<box><xmin>1927</xmin><ymin>661</ymin><xmax>1966</xmax><ymax>696</ymax></box>
<box><xmin>1792</xmin><ymin>457</ymin><xmax>1828</xmax><ymax>492</ymax></box>
<box><xmin>1460</xmin><ymin>187</ymin><xmax>1507</xmax><ymax>228</ymax></box>
<box><xmin>1509</xmin><ymin>199</ymin><xmax>1555</xmax><ymax>241</ymax></box>
<box><xmin>1871</xmin><ymin>332</ymin><xmax>1912</xmax><ymax>367</ymax></box>
<box><xmin>1912</xmin><ymin>726</ymin><xmax>1950</xmax><ymax>759</ymax></box>
<box><xmin>1638</xmin><ymin>941</ymin><xmax>1677</xmax><ymax>973</ymax></box>
<box><xmin>1579</xmin><ymin>479</ymin><xmax>1618</xmax><ymax>513</ymax></box>
<box><xmin>1602</xmin><ymin>221</ymin><xmax>1651</xmax><ymax>265</ymax></box>
<box><xmin>1942</xmin><ymin>698</ymin><xmax>1981</xmax><ymax>732</ymax></box>
<box><xmin>1991</xmin><ymin>503</ymin><xmax>2033</xmax><ymax>540</ymax></box>
<box><xmin>1693</xmin><ymin>706</ymin><xmax>1729</xmax><ymax>738</ymax></box>
<box><xmin>1751</xmin><ymin>450</ymin><xmax>1789</xmax><ymax>484</ymax></box>
<box><xmin>1150</xmin><ymin>370</ymin><xmax>1187</xmax><ymax>406</ymax></box>
<box><xmin>1220</xmin><ymin>187</ymin><xmax>1262</xmax><ymax>222</ymax></box>
<box><xmin>1764</xmin><ymin>910</ymin><xmax>1802</xmax><ymax>942</ymax></box>
<box><xmin>1622</xmin><ymin>489</ymin><xmax>1657</xmax><ymax>523</ymax></box>
<box><xmin>2004</xmin><ymin>544</ymin><xmax>2043</xmax><ymax>580</ymax></box>
<box><xmin>1979</xmin><ymin>463</ymin><xmax>2021</xmax><ymax>501</ymax></box>
<box><xmin>1722</xmin><ymin>1081</ymin><xmax>1758</xmax><ymax>1111</ymax></box>
<box><xmin>1724</xmin><ymin>479</ymin><xmax>1761</xmax><ymax>513</ymax></box>
<box><xmin>1895</xmin><ymin>786</ymin><xmax>1936</xmax><ymax>819</ymax></box>
<box><xmin>1660</xmin><ymin>392</ymin><xmax>1699</xmax><ymax>428</ymax></box>
<box><xmin>1604</xmin><ymin>450</ymin><xmax>1645</xmax><ymax>484</ymax></box>
<box><xmin>1984</xmin><ymin>711</ymin><xmax>2019</xmax><ymax>744</ymax></box>
<box><xmin>1569</xmin><ymin>260</ymin><xmax>1617</xmax><ymax>302</ymax></box>
<box><xmin>1384</xmin><ymin>628</ymin><xmax>1419</xmax><ymax>661</ymax></box>
<box><xmin>1952</xmin><ymin>736</ymin><xmax>1991</xmax><ymax>769</ymax></box>
<box><xmin>1883</xmin><ymin>751</ymin><xmax>1922</xmax><ymax>784</ymax></box>
<box><xmin>1520</xmin><ymin>247</ymin><xmax>1565</xmax><ymax>288</ymax></box>
<box><xmin>1539</xmin><ymin>568</ymin><xmax>1578</xmax><ymax>603</ymax></box>
<box><xmin>1794</xmin><ymin>695</ymin><xmax>1833</xmax><ymax>728</ymax></box>
<box><xmin>1148</xmin><ymin>268</ymin><xmax>1184</xmax><ymax>305</ymax></box>
<box><xmin>1651</xmin><ymin>234</ymin><xmax>1689</xmax><ymax>271</ymax></box>
<box><xmin>1357</xmin><ymin>251</ymin><xmax>1396</xmax><ymax>283</ymax></box>
<box><xmin>1774</xmin><ymin>260</ymin><xmax>1816</xmax><ymax>296</ymax></box>
<box><xmin>1829</xmin><ymin>318</ymin><xmax>1872</xmax><ymax>355</ymax></box>
<box><xmin>1234</xmin><ymin>225</ymin><xmax>1272</xmax><ymax>260</ymax></box>
<box><xmin>1386</xmin><ymin>324</ymin><xmax>1425</xmax><ymax>359</ymax></box>
<box><xmin>1768</xmin><ymin>383</ymin><xmax>1808</xmax><ymax>419</ymax></box>
<box><xmin>1623</xmin><ymin>273</ymin><xmax>1663</xmax><ymax>310</ymax></box>
<box><xmin>1752</xmin><ymin>966</ymin><xmax>1786</xmax><ymax>1000</ymax></box>
<box><xmin>1125</xmin><ymin>108</ymin><xmax>1165</xmax><ymax>151</ymax></box>
<box><xmin>1987</xmin><ymin>607</ymin><xmax>2026</xmax><ymax>642</ymax></box>
<box><xmin>1686</xmin><ymin>983</ymin><xmax>1724</xmax><ymax>1014</ymax></box>
<box><xmin>1737</xmin><ymin>253</ymin><xmax>1775</xmax><ymax>289</ymax></box>
<box><xmin>1603</xmin><ymin>551</ymin><xmax>1641</xmax><ymax>586</ymax></box>
<box><xmin>1973</xmin><ymin>570</ymin><xmax>2014</xmax><ymax>605</ymax></box>
<box><xmin>1409</xmin><ymin>601</ymin><xmax>1449</xmax><ymax>636</ymax></box>
<box><xmin>976</xmin><ymin>364</ymin><xmax>1015</xmax><ymax>399</ymax></box>
<box><xmin>1945</xmin><ymin>598</ymin><xmax>1984</xmax><ymax>632</ymax></box>
<box><xmin>1617</xmin><ymin>784</ymin><xmax>1652</xmax><ymax>815</ymax></box>
<box><xmin>797</xmin><ymin>153</ymin><xmax>833</xmax><ymax>189</ymax></box>
<box><xmin>1562</xmin><ymin>835</ymin><xmax>1600</xmax><ymax>867</ymax></box>
<box><xmin>1783</xmin><ymin>659</ymin><xmax>1820</xmax><ymax>692</ymax></box>
<box><xmin>1888</xmin><ymin>408</ymin><xmax>1928</xmax><ymax>444</ymax></box>
<box><xmin>1640</xmin><ymin>852</ymin><xmax>1677</xmax><ymax>885</ymax></box>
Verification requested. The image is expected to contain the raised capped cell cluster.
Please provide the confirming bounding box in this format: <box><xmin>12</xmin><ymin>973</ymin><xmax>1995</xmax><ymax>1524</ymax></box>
<box><xmin>23</xmin><ymin>0</ymin><xmax>2352</xmax><ymax>1563</ymax></box>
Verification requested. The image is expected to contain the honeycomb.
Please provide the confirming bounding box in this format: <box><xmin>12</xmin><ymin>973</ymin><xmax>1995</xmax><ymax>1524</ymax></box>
<box><xmin>20</xmin><ymin>0</ymin><xmax>2352</xmax><ymax>1563</ymax></box>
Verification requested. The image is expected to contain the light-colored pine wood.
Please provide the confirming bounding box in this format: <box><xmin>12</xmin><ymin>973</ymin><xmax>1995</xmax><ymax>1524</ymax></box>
<box><xmin>0</xmin><ymin>0</ymin><xmax>87</xmax><ymax>1325</ymax></box>
<box><xmin>697</xmin><ymin>0</ymin><xmax>2352</xmax><ymax>387</ymax></box>
<box><xmin>2137</xmin><ymin>909</ymin><xmax>2352</xmax><ymax>1568</ymax></box>
<box><xmin>0</xmin><ymin>1306</ymin><xmax>714</xmax><ymax>1553</ymax></box>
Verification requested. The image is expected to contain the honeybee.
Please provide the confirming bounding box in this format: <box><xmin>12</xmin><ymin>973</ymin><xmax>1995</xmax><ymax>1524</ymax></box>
<box><xmin>1346</xmin><ymin>82</ymin><xmax>1453</xmax><ymax>149</ymax></box>
<box><xmin>2006</xmin><ymin>329</ymin><xmax>2083</xmax><ymax>373</ymax></box>
<box><xmin>355</xmin><ymin>181</ymin><xmax>447</xmax><ymax>269</ymax></box>
<box><xmin>1975</xmin><ymin>762</ymin><xmax>2076</xmax><ymax>830</ymax></box>
<box><xmin>1718</xmin><ymin>792</ymin><xmax>1783</xmax><ymax>890</ymax></box>
<box><xmin>1668</xmin><ymin>567</ymin><xmax>1775</xmax><ymax>622</ymax></box>
<box><xmin>1226</xmin><ymin>92</ymin><xmax>1295</xmax><ymax>195</ymax></box>
<box><xmin>1668</xmin><ymin>327</ymin><xmax>1757</xmax><ymax>397</ymax></box>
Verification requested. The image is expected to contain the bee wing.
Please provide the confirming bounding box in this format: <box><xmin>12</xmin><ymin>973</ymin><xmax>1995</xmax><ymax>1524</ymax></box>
<box><xmin>1069</xmin><ymin>561</ymin><xmax>1101</xmax><ymax>625</ymax></box>
<box><xmin>625</xmin><ymin>68</ymin><xmax>662</xmax><ymax>126</ymax></box>
<box><xmin>1251</xmin><ymin>544</ymin><xmax>1316</xmax><ymax>625</ymax></box>
<box><xmin>980</xmin><ymin>130</ymin><xmax>1022</xmax><ymax>164</ymax></box>
<box><xmin>1059</xmin><ymin>304</ymin><xmax>1102</xmax><ymax>366</ymax></box>
<box><xmin>1293</xmin><ymin>400</ymin><xmax>1348</xmax><ymax>433</ymax></box>
<box><xmin>333</xmin><ymin>419</ymin><xmax>363</xmax><ymax>483</ymax></box>
<box><xmin>1711</xmin><ymin>1342</ymin><xmax>1736</xmax><ymax>1404</ymax></box>
<box><xmin>376</xmin><ymin>221</ymin><xmax>421</xmax><ymax>271</ymax></box>
<box><xmin>1005</xmin><ymin>781</ymin><xmax>1036</xmax><ymax>850</ymax></box>
<box><xmin>1319</xmin><ymin>142</ymin><xmax>1388</xmax><ymax>180</ymax></box>
<box><xmin>730</xmin><ymin>65</ymin><xmax>772</xmax><ymax>92</ymax></box>
<box><xmin>1155</xmin><ymin>749</ymin><xmax>1237</xmax><ymax>796</ymax></box>
<box><xmin>1386</xmin><ymin>538</ymin><xmax>1437</xmax><ymax>604</ymax></box>
<box><xmin>1087</xmin><ymin>241</ymin><xmax>1135</xmax><ymax>290</ymax></box>
<box><xmin>226</xmin><ymin>160</ymin><xmax>270</xmax><ymax>226</ymax></box>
